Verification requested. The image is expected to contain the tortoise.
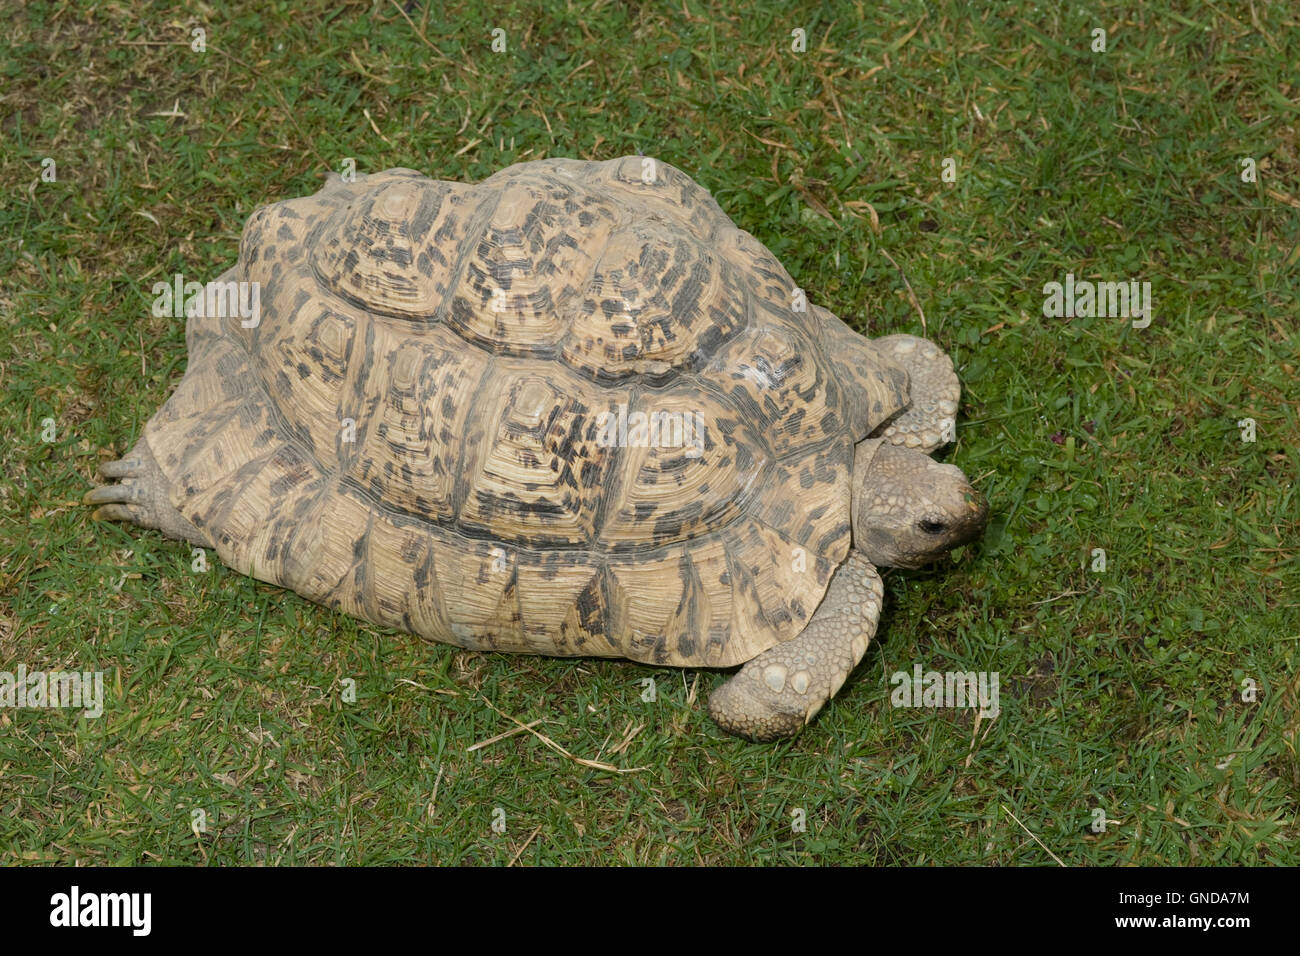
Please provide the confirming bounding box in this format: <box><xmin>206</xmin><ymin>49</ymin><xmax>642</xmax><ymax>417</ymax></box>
<box><xmin>87</xmin><ymin>156</ymin><xmax>988</xmax><ymax>741</ymax></box>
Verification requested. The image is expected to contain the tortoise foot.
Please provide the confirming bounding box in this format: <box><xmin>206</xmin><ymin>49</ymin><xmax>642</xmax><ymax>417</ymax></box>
<box><xmin>708</xmin><ymin>553</ymin><xmax>883</xmax><ymax>742</ymax></box>
<box><xmin>85</xmin><ymin>440</ymin><xmax>212</xmax><ymax>548</ymax></box>
<box><xmin>872</xmin><ymin>334</ymin><xmax>961</xmax><ymax>453</ymax></box>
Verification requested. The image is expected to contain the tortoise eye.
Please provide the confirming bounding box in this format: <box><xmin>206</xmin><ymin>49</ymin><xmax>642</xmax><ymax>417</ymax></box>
<box><xmin>918</xmin><ymin>519</ymin><xmax>948</xmax><ymax>535</ymax></box>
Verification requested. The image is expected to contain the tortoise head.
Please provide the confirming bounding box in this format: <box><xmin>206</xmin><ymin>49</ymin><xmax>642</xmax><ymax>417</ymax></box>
<box><xmin>851</xmin><ymin>439</ymin><xmax>988</xmax><ymax>569</ymax></box>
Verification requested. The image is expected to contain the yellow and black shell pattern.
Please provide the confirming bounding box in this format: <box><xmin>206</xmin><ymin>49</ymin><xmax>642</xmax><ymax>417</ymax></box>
<box><xmin>141</xmin><ymin>157</ymin><xmax>911</xmax><ymax>666</ymax></box>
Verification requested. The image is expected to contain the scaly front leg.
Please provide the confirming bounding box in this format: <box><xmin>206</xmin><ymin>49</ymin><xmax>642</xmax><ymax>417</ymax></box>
<box><xmin>708</xmin><ymin>551</ymin><xmax>883</xmax><ymax>741</ymax></box>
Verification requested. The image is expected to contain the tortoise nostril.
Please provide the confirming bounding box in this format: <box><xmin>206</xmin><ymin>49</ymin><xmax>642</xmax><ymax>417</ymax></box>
<box><xmin>918</xmin><ymin>519</ymin><xmax>948</xmax><ymax>535</ymax></box>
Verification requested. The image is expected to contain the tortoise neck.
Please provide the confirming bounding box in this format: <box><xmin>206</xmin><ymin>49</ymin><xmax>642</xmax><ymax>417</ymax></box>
<box><xmin>850</xmin><ymin>438</ymin><xmax>885</xmax><ymax>546</ymax></box>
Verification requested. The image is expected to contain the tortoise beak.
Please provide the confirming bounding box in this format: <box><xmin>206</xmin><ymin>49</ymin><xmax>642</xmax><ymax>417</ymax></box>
<box><xmin>958</xmin><ymin>486</ymin><xmax>990</xmax><ymax>543</ymax></box>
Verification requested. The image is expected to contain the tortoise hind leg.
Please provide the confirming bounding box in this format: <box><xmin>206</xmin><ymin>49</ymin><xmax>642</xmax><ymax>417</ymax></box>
<box><xmin>85</xmin><ymin>438</ymin><xmax>213</xmax><ymax>548</ymax></box>
<box><xmin>708</xmin><ymin>552</ymin><xmax>883</xmax><ymax>741</ymax></box>
<box><xmin>873</xmin><ymin>334</ymin><xmax>961</xmax><ymax>453</ymax></box>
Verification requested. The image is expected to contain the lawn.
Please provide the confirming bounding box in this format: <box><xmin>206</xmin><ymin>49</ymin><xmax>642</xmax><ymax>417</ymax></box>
<box><xmin>1</xmin><ymin>0</ymin><xmax>1296</xmax><ymax>865</ymax></box>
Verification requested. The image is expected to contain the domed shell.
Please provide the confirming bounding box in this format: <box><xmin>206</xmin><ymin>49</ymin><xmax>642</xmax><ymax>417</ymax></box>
<box><xmin>146</xmin><ymin>157</ymin><xmax>910</xmax><ymax>666</ymax></box>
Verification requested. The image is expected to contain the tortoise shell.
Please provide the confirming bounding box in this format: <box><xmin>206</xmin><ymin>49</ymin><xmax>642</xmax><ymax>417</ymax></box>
<box><xmin>144</xmin><ymin>157</ymin><xmax>910</xmax><ymax>666</ymax></box>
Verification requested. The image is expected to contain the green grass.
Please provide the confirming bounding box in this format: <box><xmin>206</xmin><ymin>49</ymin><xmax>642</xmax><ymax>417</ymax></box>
<box><xmin>1</xmin><ymin>0</ymin><xmax>1297</xmax><ymax>865</ymax></box>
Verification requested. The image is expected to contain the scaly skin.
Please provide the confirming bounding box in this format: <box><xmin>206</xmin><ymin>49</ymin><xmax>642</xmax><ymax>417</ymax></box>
<box><xmin>84</xmin><ymin>439</ymin><xmax>213</xmax><ymax>548</ymax></box>
<box><xmin>709</xmin><ymin>552</ymin><xmax>883</xmax><ymax>741</ymax></box>
<box><xmin>873</xmin><ymin>334</ymin><xmax>961</xmax><ymax>453</ymax></box>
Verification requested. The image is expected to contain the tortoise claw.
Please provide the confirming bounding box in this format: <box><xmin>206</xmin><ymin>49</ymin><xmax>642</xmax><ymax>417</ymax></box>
<box><xmin>91</xmin><ymin>503</ymin><xmax>144</xmax><ymax>523</ymax></box>
<box><xmin>98</xmin><ymin>457</ymin><xmax>143</xmax><ymax>479</ymax></box>
<box><xmin>84</xmin><ymin>481</ymin><xmax>144</xmax><ymax>505</ymax></box>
